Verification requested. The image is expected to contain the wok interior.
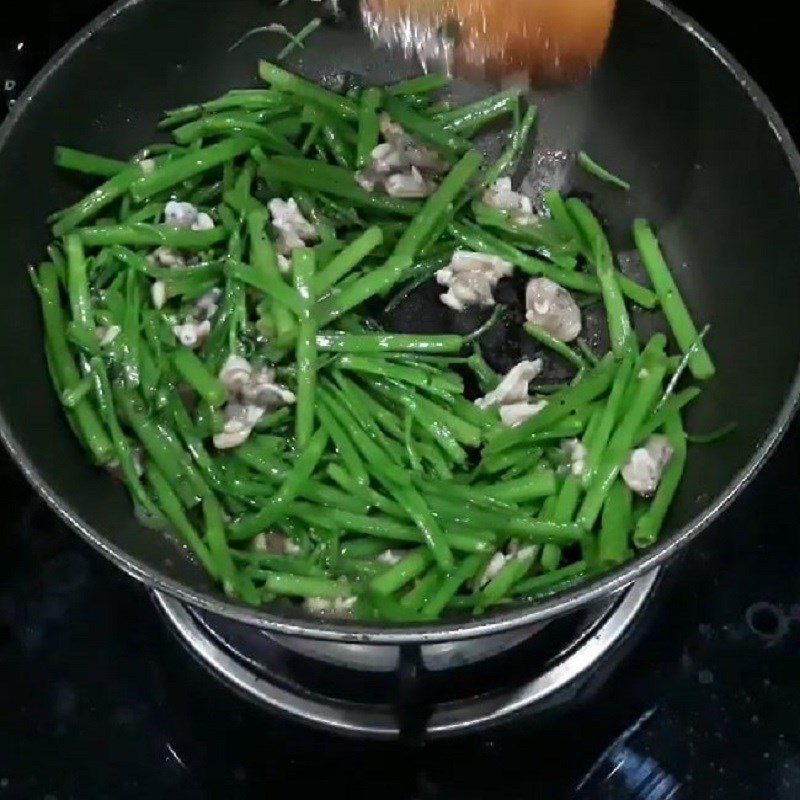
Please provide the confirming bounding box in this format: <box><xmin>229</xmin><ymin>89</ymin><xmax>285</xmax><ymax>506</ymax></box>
<box><xmin>1</xmin><ymin>0</ymin><xmax>799</xmax><ymax>631</ymax></box>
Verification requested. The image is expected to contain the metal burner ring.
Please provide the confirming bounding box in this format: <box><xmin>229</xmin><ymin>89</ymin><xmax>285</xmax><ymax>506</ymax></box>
<box><xmin>153</xmin><ymin>569</ymin><xmax>659</xmax><ymax>739</ymax></box>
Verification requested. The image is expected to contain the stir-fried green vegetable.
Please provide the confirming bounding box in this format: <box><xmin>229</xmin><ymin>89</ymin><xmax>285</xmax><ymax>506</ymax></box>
<box><xmin>577</xmin><ymin>151</ymin><xmax>630</xmax><ymax>191</ymax></box>
<box><xmin>34</xmin><ymin>59</ymin><xmax>716</xmax><ymax>622</ymax></box>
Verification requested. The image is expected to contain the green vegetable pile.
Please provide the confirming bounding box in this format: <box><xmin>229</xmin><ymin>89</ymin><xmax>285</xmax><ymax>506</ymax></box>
<box><xmin>31</xmin><ymin>60</ymin><xmax>715</xmax><ymax>622</ymax></box>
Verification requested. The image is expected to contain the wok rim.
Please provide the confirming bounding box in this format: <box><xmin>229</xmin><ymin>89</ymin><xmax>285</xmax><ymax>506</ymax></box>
<box><xmin>1</xmin><ymin>0</ymin><xmax>799</xmax><ymax>644</ymax></box>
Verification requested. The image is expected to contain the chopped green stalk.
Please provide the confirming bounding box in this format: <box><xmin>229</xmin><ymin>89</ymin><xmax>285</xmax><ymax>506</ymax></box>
<box><xmin>486</xmin><ymin>353</ymin><xmax>616</xmax><ymax>455</ymax></box>
<box><xmin>126</xmin><ymin>201</ymin><xmax>164</xmax><ymax>225</ymax></box>
<box><xmin>47</xmin><ymin>244</ymin><xmax>66</xmax><ymax>271</ymax></box>
<box><xmin>636</xmin><ymin>386</ymin><xmax>701</xmax><ymax>445</ymax></box>
<box><xmin>376</xmin><ymin>385</ymin><xmax>465</xmax><ymax>464</ymax></box>
<box><xmin>425</xmin><ymin>496</ymin><xmax>584</xmax><ymax>544</ymax></box>
<box><xmin>320</xmin><ymin>121</ymin><xmax>354</xmax><ymax>169</ymax></box>
<box><xmin>394</xmin><ymin>150</ymin><xmax>482</xmax><ymax>260</ymax></box>
<box><xmin>130</xmin><ymin>137</ymin><xmax>255</xmax><ymax>201</ymax></box>
<box><xmin>112</xmin><ymin>245</ymin><xmax>221</xmax><ymax>282</ymax></box>
<box><xmin>539</xmin><ymin>475</ymin><xmax>583</xmax><ymax>572</ymax></box>
<box><xmin>319</xmin><ymin>386</ymin><xmax>412</xmax><ymax>485</ymax></box>
<box><xmin>543</xmin><ymin>190</ymin><xmax>583</xmax><ymax>246</ymax></box>
<box><xmin>423</xmin><ymin>554</ymin><xmax>485</xmax><ymax>617</ymax></box>
<box><xmin>225</xmin><ymin>259</ymin><xmax>302</xmax><ymax>315</ymax></box>
<box><xmin>238</xmin><ymin>554</ymin><xmax>325</xmax><ymax>580</ymax></box>
<box><xmin>480</xmin><ymin>104</ymin><xmax>538</xmax><ymax>189</ymax></box>
<box><xmin>315</xmin><ymin>401</ymin><xmax>370</xmax><ymax>488</ymax></box>
<box><xmin>470</xmin><ymin>202</ymin><xmax>577</xmax><ymax>268</ymax></box>
<box><xmin>362</xmin><ymin>592</ymin><xmax>436</xmax><ymax>622</ymax></box>
<box><xmin>160</xmin><ymin>89</ymin><xmax>285</xmax><ymax>128</ymax></box>
<box><xmin>173</xmin><ymin>348</ymin><xmax>228</xmax><ymax>408</ymax></box>
<box><xmin>384</xmin><ymin>96</ymin><xmax>471</xmax><ymax>159</ymax></box>
<box><xmin>449</xmin><ymin>394</ymin><xmax>500</xmax><ymax>431</ymax></box>
<box><xmin>370</xmin><ymin>547</ymin><xmax>434</xmax><ymax>595</ymax></box>
<box><xmin>400</xmin><ymin>568</ymin><xmax>441</xmax><ymax>611</ymax></box>
<box><xmin>435</xmin><ymin>89</ymin><xmax>520</xmax><ymax>135</ymax></box>
<box><xmin>336</xmin><ymin>354</ymin><xmax>461</xmax><ymax>399</ymax></box>
<box><xmin>172</xmin><ymin>116</ymin><xmax>299</xmax><ymax>155</ymax></box>
<box><xmin>512</xmin><ymin>560</ymin><xmax>588</xmax><ymax>598</ymax></box>
<box><xmin>304</xmin><ymin>104</ymin><xmax>358</xmax><ymax>146</ymax></box>
<box><xmin>598</xmin><ymin>480</ymin><xmax>633</xmax><ymax>567</ymax></box>
<box><xmin>404</xmin><ymin>410</ymin><xmax>423</xmax><ymax>471</ymax></box>
<box><xmin>65</xmin><ymin>234</ymin><xmax>93</xmax><ymax>331</ymax></box>
<box><xmin>259</xmin><ymin>60</ymin><xmax>359</xmax><ymax>120</ymax></box>
<box><xmin>340</xmin><ymin>538</ymin><xmax>396</xmax><ymax>559</ymax></box>
<box><xmin>524</xmin><ymin>323</ymin><xmax>585</xmax><ymax>371</ymax></box>
<box><xmin>255</xmin><ymin>407</ymin><xmax>292</xmax><ymax>432</ymax></box>
<box><xmin>145</xmin><ymin>463</ymin><xmax>216</xmax><ymax>576</ymax></box>
<box><xmin>259</xmin><ymin>156</ymin><xmax>420</xmax><ymax>216</ymax></box>
<box><xmin>52</xmin><ymin>163</ymin><xmax>144</xmax><ymax>236</ymax></box>
<box><xmin>261</xmin><ymin>572</ymin><xmax>351</xmax><ymax>599</ymax></box>
<box><xmin>476</xmin><ymin>444</ymin><xmax>543</xmax><ymax>479</ymax></box>
<box><xmin>36</xmin><ymin>265</ymin><xmax>112</xmax><ymax>464</ymax></box>
<box><xmin>328</xmin><ymin>373</ymin><xmax>407</xmax><ymax>447</ymax></box>
<box><xmin>315</xmin><ymin>254</ymin><xmax>412</xmax><ymax>325</ymax></box>
<box><xmin>229</xmin><ymin>428</ymin><xmax>329</xmax><ymax>540</ymax></box>
<box><xmin>292</xmin><ymin>248</ymin><xmax>318</xmax><ymax>448</ymax></box>
<box><xmin>450</xmin><ymin>220</ymin><xmax>601</xmax><ymax>295</ymax></box>
<box><xmin>583</xmin><ymin>348</ymin><xmax>636</xmax><ymax>485</ymax></box>
<box><xmin>202</xmin><ymin>496</ymin><xmax>239</xmax><ymax>596</ymax></box>
<box><xmin>61</xmin><ymin>377</ymin><xmax>93</xmax><ymax>408</ymax></box>
<box><xmin>373</xmin><ymin>376</ymin><xmax>476</xmax><ymax>444</ymax></box>
<box><xmin>301</xmin><ymin>117</ymin><xmax>323</xmax><ymax>153</ymax></box>
<box><xmin>316</xmin><ymin>331</ymin><xmax>464</xmax><ymax>354</ymax></box>
<box><xmin>577</xmin><ymin>151</ymin><xmax>630</xmax><ymax>191</ymax></box>
<box><xmin>314</xmin><ymin>225</ymin><xmax>383</xmax><ymax>294</ymax></box>
<box><xmin>577</xmin><ymin>338</ymin><xmax>599</xmax><ymax>366</ymax></box>
<box><xmin>356</xmin><ymin>88</ymin><xmax>382</xmax><ymax>169</ymax></box>
<box><xmin>88</xmin><ymin>358</ymin><xmax>159</xmax><ymax>516</ymax></box>
<box><xmin>78</xmin><ymin>224</ymin><xmax>226</xmax><ymax>249</ymax></box>
<box><xmin>277</xmin><ymin>17</ymin><xmax>322</xmax><ymax>60</ymax></box>
<box><xmin>577</xmin><ymin>337</ymin><xmax>668</xmax><ymax>529</ymax></box>
<box><xmin>389</xmin><ymin>485</ymin><xmax>454</xmax><ymax>570</ymax></box>
<box><xmin>246</xmin><ymin>208</ymin><xmax>281</xmax><ymax>281</ymax></box>
<box><xmin>168</xmin><ymin>398</ymin><xmax>225</xmax><ymax>491</ymax></box>
<box><xmin>633</xmin><ymin>219</ymin><xmax>716</xmax><ymax>380</ymax></box>
<box><xmin>483</xmin><ymin>468</ymin><xmax>557</xmax><ymax>504</ymax></box>
<box><xmin>493</xmin><ymin>449</ymin><xmax>546</xmax><ymax>483</ymax></box>
<box><xmin>116</xmin><ymin>390</ymin><xmax>205</xmax><ymax>506</ymax></box>
<box><xmin>686</xmin><ymin>422</ymin><xmax>737</xmax><ymax>445</ymax></box>
<box><xmin>54</xmin><ymin>146</ymin><xmax>126</xmax><ymax>177</ymax></box>
<box><xmin>290</xmin><ymin>502</ymin><xmax>491</xmax><ymax>553</ymax></box>
<box><xmin>479</xmin><ymin>548</ymin><xmax>538</xmax><ymax>608</ymax></box>
<box><xmin>386</xmin><ymin>73</ymin><xmax>450</xmax><ymax>97</ymax></box>
<box><xmin>467</xmin><ymin>345</ymin><xmax>499</xmax><ymax>393</ymax></box>
<box><xmin>634</xmin><ymin>412</ymin><xmax>687</xmax><ymax>548</ymax></box>
<box><xmin>566</xmin><ymin>199</ymin><xmax>633</xmax><ymax>359</ymax></box>
<box><xmin>229</xmin><ymin>160</ymin><xmax>255</xmax><ymax>208</ymax></box>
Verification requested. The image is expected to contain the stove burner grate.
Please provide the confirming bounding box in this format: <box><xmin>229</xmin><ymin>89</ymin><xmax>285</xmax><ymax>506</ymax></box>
<box><xmin>154</xmin><ymin>570</ymin><xmax>659</xmax><ymax>739</ymax></box>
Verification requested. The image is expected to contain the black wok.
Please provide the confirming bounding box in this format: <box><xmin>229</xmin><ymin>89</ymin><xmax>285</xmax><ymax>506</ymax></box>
<box><xmin>1</xmin><ymin>0</ymin><xmax>799</xmax><ymax>643</ymax></box>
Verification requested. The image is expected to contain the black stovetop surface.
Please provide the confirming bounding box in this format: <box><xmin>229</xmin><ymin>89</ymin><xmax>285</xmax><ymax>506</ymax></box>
<box><xmin>3</xmin><ymin>3</ymin><xmax>800</xmax><ymax>798</ymax></box>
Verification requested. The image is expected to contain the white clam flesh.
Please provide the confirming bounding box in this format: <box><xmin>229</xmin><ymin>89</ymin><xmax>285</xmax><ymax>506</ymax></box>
<box><xmin>621</xmin><ymin>435</ymin><xmax>674</xmax><ymax>496</ymax></box>
<box><xmin>525</xmin><ymin>276</ymin><xmax>582</xmax><ymax>342</ymax></box>
<box><xmin>436</xmin><ymin>250</ymin><xmax>513</xmax><ymax>312</ymax></box>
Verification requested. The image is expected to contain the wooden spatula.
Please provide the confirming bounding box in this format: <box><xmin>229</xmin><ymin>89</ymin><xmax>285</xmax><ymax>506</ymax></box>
<box><xmin>361</xmin><ymin>0</ymin><xmax>617</xmax><ymax>85</ymax></box>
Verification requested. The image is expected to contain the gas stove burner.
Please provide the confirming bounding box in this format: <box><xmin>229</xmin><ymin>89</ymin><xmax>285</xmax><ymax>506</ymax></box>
<box><xmin>154</xmin><ymin>569</ymin><xmax>659</xmax><ymax>739</ymax></box>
